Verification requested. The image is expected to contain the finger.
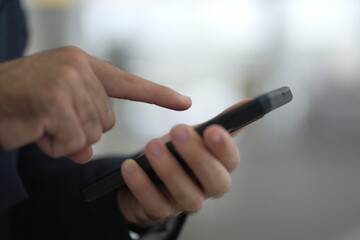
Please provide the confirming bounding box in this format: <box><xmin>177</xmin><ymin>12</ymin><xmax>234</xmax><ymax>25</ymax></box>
<box><xmin>72</xmin><ymin>86</ymin><xmax>103</xmax><ymax>146</ymax></box>
<box><xmin>219</xmin><ymin>98</ymin><xmax>253</xmax><ymax>115</ymax></box>
<box><xmin>66</xmin><ymin>145</ymin><xmax>93</xmax><ymax>163</ymax></box>
<box><xmin>36</xmin><ymin>105</ymin><xmax>87</xmax><ymax>160</ymax></box>
<box><xmin>218</xmin><ymin>98</ymin><xmax>253</xmax><ymax>137</ymax></box>
<box><xmin>170</xmin><ymin>125</ymin><xmax>231</xmax><ymax>198</ymax></box>
<box><xmin>190</xmin><ymin>98</ymin><xmax>253</xmax><ymax>137</ymax></box>
<box><xmin>145</xmin><ymin>138</ymin><xmax>204</xmax><ymax>212</ymax></box>
<box><xmin>121</xmin><ymin>159</ymin><xmax>179</xmax><ymax>224</ymax></box>
<box><xmin>82</xmin><ymin>70</ymin><xmax>115</xmax><ymax>132</ymax></box>
<box><xmin>87</xmin><ymin>55</ymin><xmax>192</xmax><ymax>111</ymax></box>
<box><xmin>203</xmin><ymin>125</ymin><xmax>240</xmax><ymax>172</ymax></box>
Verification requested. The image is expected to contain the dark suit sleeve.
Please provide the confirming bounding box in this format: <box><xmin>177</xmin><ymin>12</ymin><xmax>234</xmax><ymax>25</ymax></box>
<box><xmin>14</xmin><ymin>144</ymin><xmax>132</xmax><ymax>240</ymax></box>
<box><xmin>14</xmin><ymin>144</ymin><xmax>187</xmax><ymax>240</ymax></box>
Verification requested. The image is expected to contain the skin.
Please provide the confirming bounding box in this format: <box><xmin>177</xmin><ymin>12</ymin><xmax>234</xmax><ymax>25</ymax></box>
<box><xmin>0</xmin><ymin>46</ymin><xmax>242</xmax><ymax>226</ymax></box>
<box><xmin>118</xmin><ymin>107</ymin><xmax>244</xmax><ymax>225</ymax></box>
<box><xmin>0</xmin><ymin>46</ymin><xmax>191</xmax><ymax>163</ymax></box>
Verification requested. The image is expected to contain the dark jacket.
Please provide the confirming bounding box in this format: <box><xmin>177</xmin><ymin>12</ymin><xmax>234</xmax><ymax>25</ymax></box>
<box><xmin>1</xmin><ymin>145</ymin><xmax>133</xmax><ymax>240</ymax></box>
<box><xmin>0</xmin><ymin>0</ymin><xmax>27</xmax><ymax>62</ymax></box>
<box><xmin>0</xmin><ymin>1</ymin><xmax>31</xmax><ymax>238</ymax></box>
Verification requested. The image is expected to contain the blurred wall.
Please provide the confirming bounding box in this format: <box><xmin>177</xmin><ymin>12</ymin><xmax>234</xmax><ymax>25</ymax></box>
<box><xmin>23</xmin><ymin>0</ymin><xmax>360</xmax><ymax>239</ymax></box>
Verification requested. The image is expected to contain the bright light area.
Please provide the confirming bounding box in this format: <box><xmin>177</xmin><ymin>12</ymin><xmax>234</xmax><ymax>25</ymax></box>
<box><xmin>81</xmin><ymin>0</ymin><xmax>265</xmax><ymax>59</ymax></box>
<box><xmin>284</xmin><ymin>0</ymin><xmax>360</xmax><ymax>51</ymax></box>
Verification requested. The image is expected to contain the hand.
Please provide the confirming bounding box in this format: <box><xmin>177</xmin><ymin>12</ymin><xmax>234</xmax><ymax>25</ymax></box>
<box><xmin>117</xmin><ymin>124</ymin><xmax>240</xmax><ymax>225</ymax></box>
<box><xmin>0</xmin><ymin>46</ymin><xmax>191</xmax><ymax>163</ymax></box>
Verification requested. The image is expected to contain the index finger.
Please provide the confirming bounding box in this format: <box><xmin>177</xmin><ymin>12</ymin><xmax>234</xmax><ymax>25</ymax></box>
<box><xmin>158</xmin><ymin>98</ymin><xmax>253</xmax><ymax>142</ymax></box>
<box><xmin>217</xmin><ymin>98</ymin><xmax>253</xmax><ymax>136</ymax></box>
<box><xmin>87</xmin><ymin>55</ymin><xmax>192</xmax><ymax>111</ymax></box>
<box><xmin>218</xmin><ymin>98</ymin><xmax>253</xmax><ymax>115</ymax></box>
<box><xmin>187</xmin><ymin>99</ymin><xmax>253</xmax><ymax>137</ymax></box>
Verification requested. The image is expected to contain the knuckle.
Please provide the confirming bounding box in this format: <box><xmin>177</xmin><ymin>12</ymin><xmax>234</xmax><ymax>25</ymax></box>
<box><xmin>209</xmin><ymin>174</ymin><xmax>232</xmax><ymax>198</ymax></box>
<box><xmin>54</xmin><ymin>46</ymin><xmax>88</xmax><ymax>72</ymax></box>
<box><xmin>86</xmin><ymin>129</ymin><xmax>102</xmax><ymax>144</ymax></box>
<box><xmin>56</xmin><ymin>64</ymin><xmax>81</xmax><ymax>82</ymax></box>
<box><xmin>166</xmin><ymin>204</ymin><xmax>182</xmax><ymax>218</ymax></box>
<box><xmin>148</xmin><ymin>205</ymin><xmax>171</xmax><ymax>220</ymax></box>
<box><xmin>81</xmin><ymin>104</ymin><xmax>100</xmax><ymax>126</ymax></box>
<box><xmin>183</xmin><ymin>194</ymin><xmax>204</xmax><ymax>212</ymax></box>
<box><xmin>174</xmin><ymin>124</ymin><xmax>188</xmax><ymax>132</ymax></box>
<box><xmin>64</xmin><ymin>133</ymin><xmax>87</xmax><ymax>154</ymax></box>
<box><xmin>103</xmin><ymin>109</ymin><xmax>116</xmax><ymax>131</ymax></box>
<box><xmin>59</xmin><ymin>46</ymin><xmax>86</xmax><ymax>61</ymax></box>
<box><xmin>84</xmin><ymin>111</ymin><xmax>101</xmax><ymax>128</ymax></box>
<box><xmin>228</xmin><ymin>152</ymin><xmax>241</xmax><ymax>172</ymax></box>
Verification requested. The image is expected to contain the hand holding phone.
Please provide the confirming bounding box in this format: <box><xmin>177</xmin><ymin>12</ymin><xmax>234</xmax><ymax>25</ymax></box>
<box><xmin>83</xmin><ymin>86</ymin><xmax>293</xmax><ymax>202</ymax></box>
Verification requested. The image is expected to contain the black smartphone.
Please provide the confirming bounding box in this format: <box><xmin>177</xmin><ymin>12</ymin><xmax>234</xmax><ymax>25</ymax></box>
<box><xmin>82</xmin><ymin>86</ymin><xmax>293</xmax><ymax>202</ymax></box>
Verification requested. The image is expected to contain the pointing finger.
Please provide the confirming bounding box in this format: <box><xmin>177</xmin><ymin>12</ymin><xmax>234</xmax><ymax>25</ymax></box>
<box><xmin>87</xmin><ymin>55</ymin><xmax>192</xmax><ymax>111</ymax></box>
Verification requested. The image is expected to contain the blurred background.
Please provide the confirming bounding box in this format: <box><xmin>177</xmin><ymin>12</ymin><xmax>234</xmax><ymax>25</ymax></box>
<box><xmin>23</xmin><ymin>0</ymin><xmax>360</xmax><ymax>239</ymax></box>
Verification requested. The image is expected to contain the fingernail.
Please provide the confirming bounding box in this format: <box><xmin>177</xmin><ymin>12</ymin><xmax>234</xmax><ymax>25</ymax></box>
<box><xmin>149</xmin><ymin>142</ymin><xmax>162</xmax><ymax>157</ymax></box>
<box><xmin>173</xmin><ymin>126</ymin><xmax>188</xmax><ymax>142</ymax></box>
<box><xmin>124</xmin><ymin>160</ymin><xmax>136</xmax><ymax>175</ymax></box>
<box><xmin>211</xmin><ymin>132</ymin><xmax>223</xmax><ymax>144</ymax></box>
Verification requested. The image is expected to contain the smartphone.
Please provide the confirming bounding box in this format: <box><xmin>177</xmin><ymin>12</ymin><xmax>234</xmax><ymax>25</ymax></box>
<box><xmin>82</xmin><ymin>86</ymin><xmax>293</xmax><ymax>202</ymax></box>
